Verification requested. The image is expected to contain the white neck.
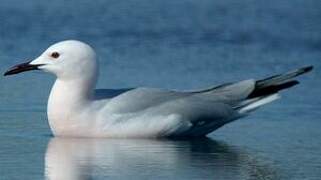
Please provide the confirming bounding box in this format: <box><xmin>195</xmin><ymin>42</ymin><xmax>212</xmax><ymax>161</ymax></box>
<box><xmin>47</xmin><ymin>77</ymin><xmax>96</xmax><ymax>136</ymax></box>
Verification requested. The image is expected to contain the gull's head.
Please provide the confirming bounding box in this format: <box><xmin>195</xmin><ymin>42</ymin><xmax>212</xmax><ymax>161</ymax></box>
<box><xmin>4</xmin><ymin>40</ymin><xmax>98</xmax><ymax>80</ymax></box>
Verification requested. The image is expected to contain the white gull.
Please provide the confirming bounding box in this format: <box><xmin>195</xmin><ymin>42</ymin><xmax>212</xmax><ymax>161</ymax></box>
<box><xmin>4</xmin><ymin>40</ymin><xmax>313</xmax><ymax>138</ymax></box>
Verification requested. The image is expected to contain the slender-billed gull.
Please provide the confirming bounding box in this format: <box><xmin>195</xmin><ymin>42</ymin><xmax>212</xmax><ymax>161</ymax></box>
<box><xmin>4</xmin><ymin>40</ymin><xmax>313</xmax><ymax>138</ymax></box>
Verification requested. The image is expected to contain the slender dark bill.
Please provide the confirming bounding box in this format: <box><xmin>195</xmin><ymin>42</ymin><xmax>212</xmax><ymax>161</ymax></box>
<box><xmin>4</xmin><ymin>61</ymin><xmax>43</xmax><ymax>76</ymax></box>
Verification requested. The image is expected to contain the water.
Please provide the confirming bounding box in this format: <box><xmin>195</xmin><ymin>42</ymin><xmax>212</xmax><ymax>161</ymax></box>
<box><xmin>0</xmin><ymin>0</ymin><xmax>320</xmax><ymax>179</ymax></box>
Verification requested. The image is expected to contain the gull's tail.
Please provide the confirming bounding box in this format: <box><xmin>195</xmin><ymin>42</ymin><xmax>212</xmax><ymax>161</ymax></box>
<box><xmin>237</xmin><ymin>65</ymin><xmax>313</xmax><ymax>114</ymax></box>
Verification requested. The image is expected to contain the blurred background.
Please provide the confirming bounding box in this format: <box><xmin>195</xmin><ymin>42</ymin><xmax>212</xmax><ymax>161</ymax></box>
<box><xmin>0</xmin><ymin>0</ymin><xmax>320</xmax><ymax>179</ymax></box>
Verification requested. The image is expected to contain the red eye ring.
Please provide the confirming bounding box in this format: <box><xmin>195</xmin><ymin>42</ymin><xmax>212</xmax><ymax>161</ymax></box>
<box><xmin>51</xmin><ymin>52</ymin><xmax>60</xmax><ymax>58</ymax></box>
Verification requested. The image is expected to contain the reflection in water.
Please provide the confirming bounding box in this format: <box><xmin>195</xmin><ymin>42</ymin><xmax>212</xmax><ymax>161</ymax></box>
<box><xmin>45</xmin><ymin>137</ymin><xmax>279</xmax><ymax>180</ymax></box>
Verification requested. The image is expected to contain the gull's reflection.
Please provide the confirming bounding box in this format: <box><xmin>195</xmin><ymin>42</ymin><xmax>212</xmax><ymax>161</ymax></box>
<box><xmin>45</xmin><ymin>137</ymin><xmax>278</xmax><ymax>180</ymax></box>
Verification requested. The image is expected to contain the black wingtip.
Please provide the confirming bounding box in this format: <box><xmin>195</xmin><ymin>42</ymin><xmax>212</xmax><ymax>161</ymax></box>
<box><xmin>3</xmin><ymin>71</ymin><xmax>9</xmax><ymax>76</ymax></box>
<box><xmin>294</xmin><ymin>65</ymin><xmax>314</xmax><ymax>77</ymax></box>
<box><xmin>301</xmin><ymin>65</ymin><xmax>313</xmax><ymax>73</ymax></box>
<box><xmin>248</xmin><ymin>80</ymin><xmax>300</xmax><ymax>98</ymax></box>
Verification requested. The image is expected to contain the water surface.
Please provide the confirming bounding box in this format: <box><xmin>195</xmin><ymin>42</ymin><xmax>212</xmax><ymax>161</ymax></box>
<box><xmin>0</xmin><ymin>0</ymin><xmax>320</xmax><ymax>179</ymax></box>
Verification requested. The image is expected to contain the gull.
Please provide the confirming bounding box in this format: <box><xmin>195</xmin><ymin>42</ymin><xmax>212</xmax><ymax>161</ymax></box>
<box><xmin>4</xmin><ymin>40</ymin><xmax>313</xmax><ymax>138</ymax></box>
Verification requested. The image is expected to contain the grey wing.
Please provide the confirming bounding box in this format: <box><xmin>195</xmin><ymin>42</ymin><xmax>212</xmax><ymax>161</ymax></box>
<box><xmin>190</xmin><ymin>79</ymin><xmax>255</xmax><ymax>103</ymax></box>
<box><xmin>97</xmin><ymin>80</ymin><xmax>256</xmax><ymax>135</ymax></box>
<box><xmin>172</xmin><ymin>79</ymin><xmax>256</xmax><ymax>136</ymax></box>
<box><xmin>96</xmin><ymin>66</ymin><xmax>312</xmax><ymax>136</ymax></box>
<box><xmin>96</xmin><ymin>79</ymin><xmax>256</xmax><ymax>111</ymax></box>
<box><xmin>97</xmin><ymin>65</ymin><xmax>312</xmax><ymax>114</ymax></box>
<box><xmin>98</xmin><ymin>87</ymin><xmax>191</xmax><ymax>113</ymax></box>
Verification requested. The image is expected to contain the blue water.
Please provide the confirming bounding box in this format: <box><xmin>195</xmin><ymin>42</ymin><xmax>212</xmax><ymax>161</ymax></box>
<box><xmin>0</xmin><ymin>0</ymin><xmax>321</xmax><ymax>179</ymax></box>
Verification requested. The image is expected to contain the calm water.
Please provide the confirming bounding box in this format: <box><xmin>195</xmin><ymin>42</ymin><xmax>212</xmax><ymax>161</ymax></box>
<box><xmin>0</xmin><ymin>0</ymin><xmax>321</xmax><ymax>179</ymax></box>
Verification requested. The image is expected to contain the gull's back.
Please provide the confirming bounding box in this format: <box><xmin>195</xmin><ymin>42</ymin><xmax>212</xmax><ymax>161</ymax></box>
<box><xmin>92</xmin><ymin>80</ymin><xmax>255</xmax><ymax>137</ymax></box>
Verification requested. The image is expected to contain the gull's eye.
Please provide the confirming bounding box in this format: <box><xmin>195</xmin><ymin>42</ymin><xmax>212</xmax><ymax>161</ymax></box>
<box><xmin>51</xmin><ymin>52</ymin><xmax>60</xmax><ymax>59</ymax></box>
